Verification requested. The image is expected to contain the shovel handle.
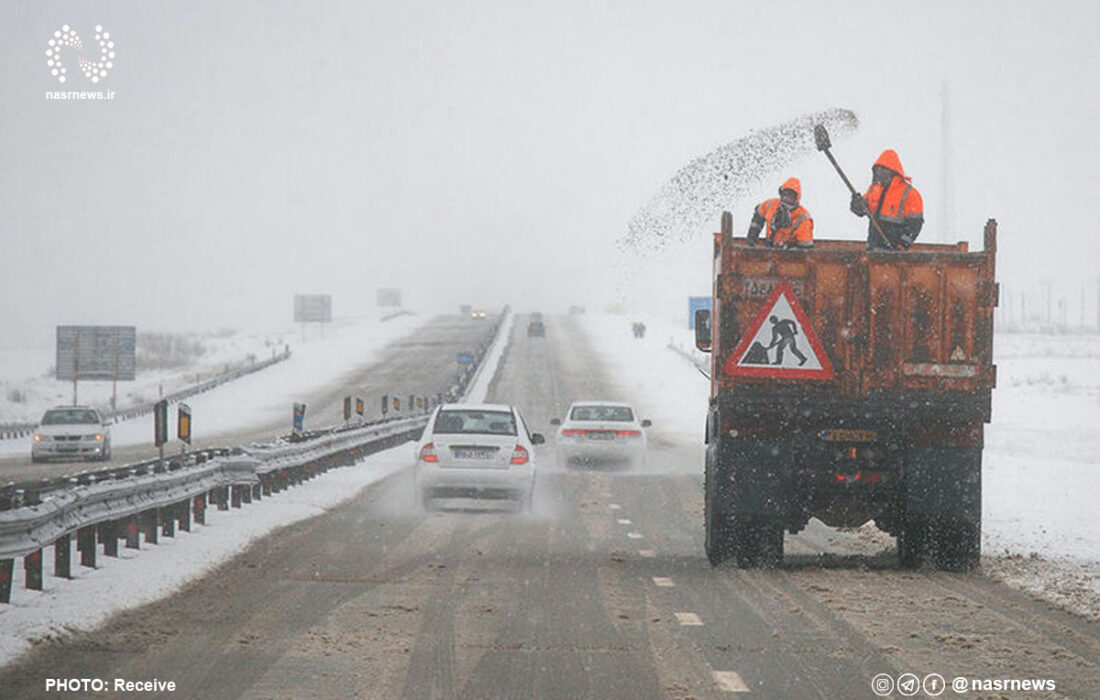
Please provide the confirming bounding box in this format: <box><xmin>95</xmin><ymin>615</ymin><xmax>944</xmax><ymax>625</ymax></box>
<box><xmin>823</xmin><ymin>146</ymin><xmax>894</xmax><ymax>249</ymax></box>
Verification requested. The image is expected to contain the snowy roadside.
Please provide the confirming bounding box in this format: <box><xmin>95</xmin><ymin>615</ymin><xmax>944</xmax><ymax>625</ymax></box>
<box><xmin>0</xmin><ymin>446</ymin><xmax>412</xmax><ymax>667</ymax></box>
<box><xmin>0</xmin><ymin>310</ymin><xmax>515</xmax><ymax>669</ymax></box>
<box><xmin>578</xmin><ymin>313</ymin><xmax>1100</xmax><ymax>621</ymax></box>
<box><xmin>0</xmin><ymin>314</ymin><xmax>432</xmax><ymax>456</ymax></box>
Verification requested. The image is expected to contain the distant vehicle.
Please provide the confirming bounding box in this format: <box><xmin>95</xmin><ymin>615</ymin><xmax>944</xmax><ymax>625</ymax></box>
<box><xmin>32</xmin><ymin>406</ymin><xmax>112</xmax><ymax>463</ymax></box>
<box><xmin>460</xmin><ymin>304</ymin><xmax>472</xmax><ymax>316</ymax></box>
<box><xmin>551</xmin><ymin>401</ymin><xmax>650</xmax><ymax>469</ymax></box>
<box><xmin>568</xmin><ymin>305</ymin><xmax>586</xmax><ymax>315</ymax></box>
<box><xmin>416</xmin><ymin>403</ymin><xmax>544</xmax><ymax>511</ymax></box>
<box><xmin>530</xmin><ymin>311</ymin><xmax>543</xmax><ymax>321</ymax></box>
<box><xmin>471</xmin><ymin>309</ymin><xmax>488</xmax><ymax>320</ymax></box>
<box><xmin>527</xmin><ymin>319</ymin><xmax>546</xmax><ymax>337</ymax></box>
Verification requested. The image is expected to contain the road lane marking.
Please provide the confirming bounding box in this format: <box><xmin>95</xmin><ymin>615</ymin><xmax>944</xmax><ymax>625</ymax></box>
<box><xmin>674</xmin><ymin>612</ymin><xmax>704</xmax><ymax>626</ymax></box>
<box><xmin>627</xmin><ymin>532</ymin><xmax>644</xmax><ymax>539</ymax></box>
<box><xmin>652</xmin><ymin>577</ymin><xmax>675</xmax><ymax>587</ymax></box>
<box><xmin>609</xmin><ymin>503</ymin><xmax>622</xmax><ymax>510</ymax></box>
<box><xmin>617</xmin><ymin>518</ymin><xmax>632</xmax><ymax>525</ymax></box>
<box><xmin>638</xmin><ymin>550</ymin><xmax>655</xmax><ymax>558</ymax></box>
<box><xmin>713</xmin><ymin>671</ymin><xmax>750</xmax><ymax>692</ymax></box>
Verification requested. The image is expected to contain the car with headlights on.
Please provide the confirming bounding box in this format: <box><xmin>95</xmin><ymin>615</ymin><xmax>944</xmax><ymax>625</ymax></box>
<box><xmin>552</xmin><ymin>401</ymin><xmax>650</xmax><ymax>469</ymax></box>
<box><xmin>32</xmin><ymin>405</ymin><xmax>112</xmax><ymax>463</ymax></box>
<box><xmin>416</xmin><ymin>403</ymin><xmax>544</xmax><ymax>511</ymax></box>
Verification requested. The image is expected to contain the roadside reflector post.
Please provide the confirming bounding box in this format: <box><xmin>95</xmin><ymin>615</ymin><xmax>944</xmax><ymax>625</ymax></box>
<box><xmin>161</xmin><ymin>508</ymin><xmax>175</xmax><ymax>538</ymax></box>
<box><xmin>78</xmin><ymin>526</ymin><xmax>97</xmax><ymax>568</ymax></box>
<box><xmin>177</xmin><ymin>500</ymin><xmax>191</xmax><ymax>533</ymax></box>
<box><xmin>0</xmin><ymin>559</ymin><xmax>13</xmax><ymax>603</ymax></box>
<box><xmin>54</xmin><ymin>534</ymin><xmax>72</xmax><ymax>579</ymax></box>
<box><xmin>143</xmin><ymin>509</ymin><xmax>159</xmax><ymax>545</ymax></box>
<box><xmin>99</xmin><ymin>521</ymin><xmax>119</xmax><ymax>557</ymax></box>
<box><xmin>193</xmin><ymin>495</ymin><xmax>206</xmax><ymax>526</ymax></box>
<box><xmin>125</xmin><ymin>518</ymin><xmax>140</xmax><ymax>549</ymax></box>
<box><xmin>24</xmin><ymin>549</ymin><xmax>43</xmax><ymax>591</ymax></box>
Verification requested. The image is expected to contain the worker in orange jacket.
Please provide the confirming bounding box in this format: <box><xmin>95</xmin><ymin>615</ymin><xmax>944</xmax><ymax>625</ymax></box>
<box><xmin>850</xmin><ymin>149</ymin><xmax>924</xmax><ymax>250</ymax></box>
<box><xmin>746</xmin><ymin>177</ymin><xmax>813</xmax><ymax>248</ymax></box>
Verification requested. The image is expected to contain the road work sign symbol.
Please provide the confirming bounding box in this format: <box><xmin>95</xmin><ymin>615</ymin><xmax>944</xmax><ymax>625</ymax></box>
<box><xmin>725</xmin><ymin>279</ymin><xmax>834</xmax><ymax>380</ymax></box>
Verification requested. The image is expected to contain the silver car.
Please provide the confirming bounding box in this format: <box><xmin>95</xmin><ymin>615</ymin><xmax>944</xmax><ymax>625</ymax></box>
<box><xmin>32</xmin><ymin>406</ymin><xmax>112</xmax><ymax>462</ymax></box>
<box><xmin>552</xmin><ymin>401</ymin><xmax>650</xmax><ymax>469</ymax></box>
<box><xmin>416</xmin><ymin>403</ymin><xmax>544</xmax><ymax>511</ymax></box>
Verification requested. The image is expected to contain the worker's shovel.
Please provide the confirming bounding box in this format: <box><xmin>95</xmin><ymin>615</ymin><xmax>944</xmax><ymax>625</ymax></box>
<box><xmin>814</xmin><ymin>124</ymin><xmax>894</xmax><ymax>249</ymax></box>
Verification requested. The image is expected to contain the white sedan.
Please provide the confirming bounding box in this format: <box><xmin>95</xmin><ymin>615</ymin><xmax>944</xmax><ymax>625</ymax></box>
<box><xmin>415</xmin><ymin>403</ymin><xmax>544</xmax><ymax>511</ymax></box>
<box><xmin>552</xmin><ymin>401</ymin><xmax>650</xmax><ymax>469</ymax></box>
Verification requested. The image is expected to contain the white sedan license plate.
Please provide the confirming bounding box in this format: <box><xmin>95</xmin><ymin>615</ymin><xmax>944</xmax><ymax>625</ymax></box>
<box><xmin>454</xmin><ymin>447</ymin><xmax>495</xmax><ymax>459</ymax></box>
<box><xmin>588</xmin><ymin>432</ymin><xmax>614</xmax><ymax>440</ymax></box>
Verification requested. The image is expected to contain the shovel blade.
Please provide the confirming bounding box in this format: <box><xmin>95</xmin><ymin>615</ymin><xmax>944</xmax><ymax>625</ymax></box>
<box><xmin>813</xmin><ymin>124</ymin><xmax>832</xmax><ymax>151</ymax></box>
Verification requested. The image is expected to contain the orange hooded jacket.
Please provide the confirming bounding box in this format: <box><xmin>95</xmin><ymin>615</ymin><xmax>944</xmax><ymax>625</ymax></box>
<box><xmin>749</xmin><ymin>177</ymin><xmax>813</xmax><ymax>247</ymax></box>
<box><xmin>863</xmin><ymin>150</ymin><xmax>923</xmax><ymax>248</ymax></box>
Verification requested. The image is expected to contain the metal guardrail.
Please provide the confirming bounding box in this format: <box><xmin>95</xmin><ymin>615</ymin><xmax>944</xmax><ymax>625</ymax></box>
<box><xmin>0</xmin><ymin>311</ymin><xmax>506</xmax><ymax>603</ymax></box>
<box><xmin>0</xmin><ymin>350</ymin><xmax>293</xmax><ymax>441</ymax></box>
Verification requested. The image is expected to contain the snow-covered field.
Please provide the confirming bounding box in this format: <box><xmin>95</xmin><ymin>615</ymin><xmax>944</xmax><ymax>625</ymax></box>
<box><xmin>580</xmin><ymin>313</ymin><xmax>1100</xmax><ymax>621</ymax></box>
<box><xmin>0</xmin><ymin>313</ymin><xmax>1096</xmax><ymax>667</ymax></box>
<box><xmin>0</xmin><ymin>314</ymin><xmax>431</xmax><ymax>456</ymax></box>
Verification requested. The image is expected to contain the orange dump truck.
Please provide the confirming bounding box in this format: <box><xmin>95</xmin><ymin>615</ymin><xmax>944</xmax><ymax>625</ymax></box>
<box><xmin>694</xmin><ymin>212</ymin><xmax>998</xmax><ymax>570</ymax></box>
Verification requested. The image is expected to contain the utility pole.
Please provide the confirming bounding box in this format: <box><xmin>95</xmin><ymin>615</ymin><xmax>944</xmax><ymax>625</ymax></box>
<box><xmin>939</xmin><ymin>81</ymin><xmax>955</xmax><ymax>244</ymax></box>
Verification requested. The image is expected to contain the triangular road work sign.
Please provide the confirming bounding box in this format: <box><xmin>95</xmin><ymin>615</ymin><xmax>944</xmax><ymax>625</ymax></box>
<box><xmin>724</xmin><ymin>280</ymin><xmax>834</xmax><ymax>380</ymax></box>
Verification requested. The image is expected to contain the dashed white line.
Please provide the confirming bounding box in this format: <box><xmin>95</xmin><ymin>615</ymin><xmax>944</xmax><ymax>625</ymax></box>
<box><xmin>713</xmin><ymin>670</ymin><xmax>750</xmax><ymax>693</ymax></box>
<box><xmin>609</xmin><ymin>503</ymin><xmax>622</xmax><ymax>510</ymax></box>
<box><xmin>652</xmin><ymin>577</ymin><xmax>675</xmax><ymax>587</ymax></box>
<box><xmin>627</xmin><ymin>532</ymin><xmax>644</xmax><ymax>539</ymax></box>
<box><xmin>638</xmin><ymin>550</ymin><xmax>655</xmax><ymax>558</ymax></box>
<box><xmin>674</xmin><ymin>612</ymin><xmax>704</xmax><ymax>626</ymax></box>
<box><xmin>617</xmin><ymin>518</ymin><xmax>632</xmax><ymax>525</ymax></box>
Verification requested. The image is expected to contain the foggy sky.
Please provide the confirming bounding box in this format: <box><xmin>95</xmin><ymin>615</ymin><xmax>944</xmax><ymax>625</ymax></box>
<box><xmin>2</xmin><ymin>0</ymin><xmax>1098</xmax><ymax>347</ymax></box>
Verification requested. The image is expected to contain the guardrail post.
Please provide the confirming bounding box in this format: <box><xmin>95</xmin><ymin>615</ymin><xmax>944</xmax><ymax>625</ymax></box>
<box><xmin>177</xmin><ymin>500</ymin><xmax>191</xmax><ymax>532</ymax></box>
<box><xmin>54</xmin><ymin>534</ymin><xmax>72</xmax><ymax>579</ymax></box>
<box><xmin>99</xmin><ymin>521</ymin><xmax>119</xmax><ymax>557</ymax></box>
<box><xmin>24</xmin><ymin>549</ymin><xmax>43</xmax><ymax>591</ymax></box>
<box><xmin>125</xmin><ymin>518</ymin><xmax>141</xmax><ymax>549</ymax></box>
<box><xmin>241</xmin><ymin>485</ymin><xmax>252</xmax><ymax>504</ymax></box>
<box><xmin>261</xmin><ymin>477</ymin><xmax>272</xmax><ymax>497</ymax></box>
<box><xmin>252</xmin><ymin>483</ymin><xmax>262</xmax><ymax>501</ymax></box>
<box><xmin>231</xmin><ymin>485</ymin><xmax>242</xmax><ymax>509</ymax></box>
<box><xmin>143</xmin><ymin>509</ymin><xmax>159</xmax><ymax>545</ymax></box>
<box><xmin>0</xmin><ymin>559</ymin><xmax>12</xmax><ymax>603</ymax></box>
<box><xmin>218</xmin><ymin>486</ymin><xmax>230</xmax><ymax>511</ymax></box>
<box><xmin>193</xmin><ymin>495</ymin><xmax>206</xmax><ymax>525</ymax></box>
<box><xmin>161</xmin><ymin>508</ymin><xmax>175</xmax><ymax>538</ymax></box>
<box><xmin>78</xmin><ymin>526</ymin><xmax>97</xmax><ymax>568</ymax></box>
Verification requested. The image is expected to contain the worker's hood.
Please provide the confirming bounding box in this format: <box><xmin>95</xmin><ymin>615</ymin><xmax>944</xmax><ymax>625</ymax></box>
<box><xmin>778</xmin><ymin>177</ymin><xmax>801</xmax><ymax>204</ymax></box>
<box><xmin>873</xmin><ymin>150</ymin><xmax>910</xmax><ymax>181</ymax></box>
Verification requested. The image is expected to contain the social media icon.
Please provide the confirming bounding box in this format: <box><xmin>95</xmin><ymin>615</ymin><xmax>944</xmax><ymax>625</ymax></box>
<box><xmin>953</xmin><ymin>677</ymin><xmax>969</xmax><ymax>693</ymax></box>
<box><xmin>870</xmin><ymin>673</ymin><xmax>894</xmax><ymax>697</ymax></box>
<box><xmin>923</xmin><ymin>673</ymin><xmax>946</xmax><ymax>696</ymax></box>
<box><xmin>897</xmin><ymin>673</ymin><xmax>920</xmax><ymax>697</ymax></box>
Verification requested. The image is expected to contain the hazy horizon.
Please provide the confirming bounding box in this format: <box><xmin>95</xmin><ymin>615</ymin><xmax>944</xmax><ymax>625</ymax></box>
<box><xmin>3</xmin><ymin>0</ymin><xmax>1098</xmax><ymax>348</ymax></box>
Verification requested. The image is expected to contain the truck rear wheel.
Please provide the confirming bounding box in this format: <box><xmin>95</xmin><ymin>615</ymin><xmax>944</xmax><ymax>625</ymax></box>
<box><xmin>705</xmin><ymin>463</ymin><xmax>736</xmax><ymax>565</ymax></box>
<box><xmin>897</xmin><ymin>518</ymin><xmax>928</xmax><ymax>569</ymax></box>
<box><xmin>734</xmin><ymin>518</ymin><xmax>784</xmax><ymax>569</ymax></box>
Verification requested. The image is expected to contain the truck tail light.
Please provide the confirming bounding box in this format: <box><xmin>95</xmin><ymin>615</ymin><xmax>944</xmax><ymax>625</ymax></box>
<box><xmin>561</xmin><ymin>429</ymin><xmax>587</xmax><ymax>436</ymax></box>
<box><xmin>511</xmin><ymin>445</ymin><xmax>529</xmax><ymax>464</ymax></box>
<box><xmin>419</xmin><ymin>443</ymin><xmax>438</xmax><ymax>462</ymax></box>
<box><xmin>33</xmin><ymin>434</ymin><xmax>42</xmax><ymax>442</ymax></box>
<box><xmin>616</xmin><ymin>430</ymin><xmax>642</xmax><ymax>437</ymax></box>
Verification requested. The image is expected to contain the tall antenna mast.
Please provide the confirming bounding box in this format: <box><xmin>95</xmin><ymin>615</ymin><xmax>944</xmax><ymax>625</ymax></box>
<box><xmin>939</xmin><ymin>81</ymin><xmax>955</xmax><ymax>244</ymax></box>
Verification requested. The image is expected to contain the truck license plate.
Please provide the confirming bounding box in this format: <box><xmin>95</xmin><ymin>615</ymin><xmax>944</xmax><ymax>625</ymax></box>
<box><xmin>742</xmin><ymin>277</ymin><xmax>804</xmax><ymax>298</ymax></box>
